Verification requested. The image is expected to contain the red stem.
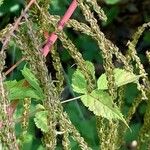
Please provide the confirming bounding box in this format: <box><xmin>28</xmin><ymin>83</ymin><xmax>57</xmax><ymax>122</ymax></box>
<box><xmin>41</xmin><ymin>0</ymin><xmax>77</xmax><ymax>56</ymax></box>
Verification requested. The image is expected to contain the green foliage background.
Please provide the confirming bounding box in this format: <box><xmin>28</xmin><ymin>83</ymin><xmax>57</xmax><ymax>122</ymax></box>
<box><xmin>0</xmin><ymin>0</ymin><xmax>150</xmax><ymax>149</ymax></box>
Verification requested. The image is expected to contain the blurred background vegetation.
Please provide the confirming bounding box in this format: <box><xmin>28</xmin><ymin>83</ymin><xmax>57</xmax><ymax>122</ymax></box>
<box><xmin>0</xmin><ymin>0</ymin><xmax>150</xmax><ymax>149</ymax></box>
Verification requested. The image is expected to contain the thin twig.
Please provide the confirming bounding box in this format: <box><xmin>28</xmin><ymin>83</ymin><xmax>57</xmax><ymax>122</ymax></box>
<box><xmin>15</xmin><ymin>96</ymin><xmax>82</xmax><ymax>124</ymax></box>
<box><xmin>61</xmin><ymin>96</ymin><xmax>82</xmax><ymax>104</ymax></box>
<box><xmin>1</xmin><ymin>0</ymin><xmax>36</xmax><ymax>51</ymax></box>
<box><xmin>4</xmin><ymin>0</ymin><xmax>78</xmax><ymax>75</ymax></box>
<box><xmin>5</xmin><ymin>57</ymin><xmax>25</xmax><ymax>76</ymax></box>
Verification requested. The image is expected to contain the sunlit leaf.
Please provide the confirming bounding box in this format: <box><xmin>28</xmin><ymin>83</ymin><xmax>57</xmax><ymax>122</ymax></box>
<box><xmin>4</xmin><ymin>66</ymin><xmax>45</xmax><ymax>101</ymax></box>
<box><xmin>72</xmin><ymin>61</ymin><xmax>95</xmax><ymax>94</ymax></box>
<box><xmin>81</xmin><ymin>89</ymin><xmax>128</xmax><ymax>125</ymax></box>
<box><xmin>97</xmin><ymin>68</ymin><xmax>141</xmax><ymax>90</ymax></box>
<box><xmin>72</xmin><ymin>69</ymin><xmax>87</xmax><ymax>94</ymax></box>
<box><xmin>21</xmin><ymin>66</ymin><xmax>45</xmax><ymax>99</ymax></box>
<box><xmin>5</xmin><ymin>79</ymin><xmax>42</xmax><ymax>100</ymax></box>
<box><xmin>36</xmin><ymin>104</ymin><xmax>45</xmax><ymax>110</ymax></box>
<box><xmin>34</xmin><ymin>111</ymin><xmax>49</xmax><ymax>133</ymax></box>
<box><xmin>4</xmin><ymin>80</ymin><xmax>18</xmax><ymax>89</ymax></box>
<box><xmin>85</xmin><ymin>61</ymin><xmax>95</xmax><ymax>79</ymax></box>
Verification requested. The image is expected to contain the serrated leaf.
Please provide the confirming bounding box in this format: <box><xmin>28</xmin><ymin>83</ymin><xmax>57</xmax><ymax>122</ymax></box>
<box><xmin>85</xmin><ymin>61</ymin><xmax>95</xmax><ymax>79</ymax></box>
<box><xmin>6</xmin><ymin>79</ymin><xmax>42</xmax><ymax>100</ymax></box>
<box><xmin>21</xmin><ymin>66</ymin><xmax>44</xmax><ymax>99</ymax></box>
<box><xmin>72</xmin><ymin>61</ymin><xmax>95</xmax><ymax>94</ymax></box>
<box><xmin>8</xmin><ymin>87</ymin><xmax>41</xmax><ymax>100</ymax></box>
<box><xmin>34</xmin><ymin>111</ymin><xmax>49</xmax><ymax>133</ymax></box>
<box><xmin>72</xmin><ymin>69</ymin><xmax>87</xmax><ymax>94</ymax></box>
<box><xmin>4</xmin><ymin>80</ymin><xmax>18</xmax><ymax>89</ymax></box>
<box><xmin>35</xmin><ymin>104</ymin><xmax>45</xmax><ymax>110</ymax></box>
<box><xmin>97</xmin><ymin>68</ymin><xmax>141</xmax><ymax>90</ymax></box>
<box><xmin>81</xmin><ymin>89</ymin><xmax>128</xmax><ymax>125</ymax></box>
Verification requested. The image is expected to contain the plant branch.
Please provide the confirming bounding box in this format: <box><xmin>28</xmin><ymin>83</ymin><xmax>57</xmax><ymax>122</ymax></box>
<box><xmin>14</xmin><ymin>96</ymin><xmax>82</xmax><ymax>124</ymax></box>
<box><xmin>5</xmin><ymin>57</ymin><xmax>25</xmax><ymax>76</ymax></box>
<box><xmin>61</xmin><ymin>96</ymin><xmax>82</xmax><ymax>104</ymax></box>
<box><xmin>40</xmin><ymin>0</ymin><xmax>78</xmax><ymax>56</ymax></box>
<box><xmin>1</xmin><ymin>0</ymin><xmax>36</xmax><ymax>51</ymax></box>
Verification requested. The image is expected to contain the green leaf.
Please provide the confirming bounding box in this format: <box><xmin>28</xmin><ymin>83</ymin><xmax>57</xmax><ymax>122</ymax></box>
<box><xmin>71</xmin><ymin>61</ymin><xmax>95</xmax><ymax>94</ymax></box>
<box><xmin>35</xmin><ymin>104</ymin><xmax>45</xmax><ymax>110</ymax></box>
<box><xmin>104</xmin><ymin>0</ymin><xmax>121</xmax><ymax>5</ymax></box>
<box><xmin>21</xmin><ymin>133</ymin><xmax>33</xmax><ymax>144</ymax></box>
<box><xmin>97</xmin><ymin>68</ymin><xmax>141</xmax><ymax>90</ymax></box>
<box><xmin>21</xmin><ymin>66</ymin><xmax>44</xmax><ymax>99</ymax></box>
<box><xmin>5</xmin><ymin>79</ymin><xmax>42</xmax><ymax>100</ymax></box>
<box><xmin>34</xmin><ymin>111</ymin><xmax>49</xmax><ymax>133</ymax></box>
<box><xmin>78</xmin><ymin>118</ymin><xmax>98</xmax><ymax>146</ymax></box>
<box><xmin>72</xmin><ymin>69</ymin><xmax>87</xmax><ymax>94</ymax></box>
<box><xmin>4</xmin><ymin>80</ymin><xmax>18</xmax><ymax>89</ymax></box>
<box><xmin>85</xmin><ymin>61</ymin><xmax>95</xmax><ymax>79</ymax></box>
<box><xmin>81</xmin><ymin>89</ymin><xmax>127</xmax><ymax>125</ymax></box>
<box><xmin>8</xmin><ymin>87</ymin><xmax>41</xmax><ymax>100</ymax></box>
<box><xmin>0</xmin><ymin>0</ymin><xmax>4</xmax><ymax>6</ymax></box>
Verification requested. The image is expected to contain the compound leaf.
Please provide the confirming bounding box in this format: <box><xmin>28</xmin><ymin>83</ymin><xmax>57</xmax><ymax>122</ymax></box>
<box><xmin>81</xmin><ymin>89</ymin><xmax>128</xmax><ymax>125</ymax></box>
<box><xmin>97</xmin><ymin>68</ymin><xmax>141</xmax><ymax>90</ymax></box>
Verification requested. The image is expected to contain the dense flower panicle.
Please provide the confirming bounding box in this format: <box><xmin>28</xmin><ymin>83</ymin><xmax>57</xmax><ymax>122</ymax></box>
<box><xmin>0</xmin><ymin>0</ymin><xmax>149</xmax><ymax>149</ymax></box>
<box><xmin>0</xmin><ymin>51</ymin><xmax>18</xmax><ymax>149</ymax></box>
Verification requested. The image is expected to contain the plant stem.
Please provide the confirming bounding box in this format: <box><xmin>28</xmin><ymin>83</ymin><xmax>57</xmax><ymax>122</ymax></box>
<box><xmin>5</xmin><ymin>0</ymin><xmax>78</xmax><ymax>75</ymax></box>
<box><xmin>61</xmin><ymin>96</ymin><xmax>82</xmax><ymax>104</ymax></box>
<box><xmin>12</xmin><ymin>96</ymin><xmax>82</xmax><ymax>125</ymax></box>
<box><xmin>41</xmin><ymin>0</ymin><xmax>78</xmax><ymax>56</ymax></box>
<box><xmin>5</xmin><ymin>57</ymin><xmax>25</xmax><ymax>76</ymax></box>
<box><xmin>1</xmin><ymin>0</ymin><xmax>36</xmax><ymax>51</ymax></box>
